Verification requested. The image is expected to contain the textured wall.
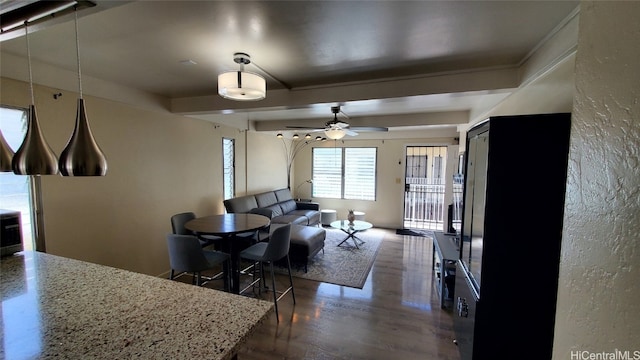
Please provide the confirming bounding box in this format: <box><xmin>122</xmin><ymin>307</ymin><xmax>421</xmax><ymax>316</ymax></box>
<box><xmin>553</xmin><ymin>2</ymin><xmax>640</xmax><ymax>358</ymax></box>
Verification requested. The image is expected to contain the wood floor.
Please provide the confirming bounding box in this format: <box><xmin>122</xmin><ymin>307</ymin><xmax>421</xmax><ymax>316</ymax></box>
<box><xmin>201</xmin><ymin>229</ymin><xmax>461</xmax><ymax>360</ymax></box>
<box><xmin>185</xmin><ymin>230</ymin><xmax>460</xmax><ymax>360</ymax></box>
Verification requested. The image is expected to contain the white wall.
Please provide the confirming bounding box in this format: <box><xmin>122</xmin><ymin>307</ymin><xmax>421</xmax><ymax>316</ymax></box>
<box><xmin>553</xmin><ymin>1</ymin><xmax>640</xmax><ymax>357</ymax></box>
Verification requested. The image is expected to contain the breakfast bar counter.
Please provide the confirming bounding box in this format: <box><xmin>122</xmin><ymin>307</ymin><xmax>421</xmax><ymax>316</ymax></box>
<box><xmin>1</xmin><ymin>251</ymin><xmax>273</xmax><ymax>359</ymax></box>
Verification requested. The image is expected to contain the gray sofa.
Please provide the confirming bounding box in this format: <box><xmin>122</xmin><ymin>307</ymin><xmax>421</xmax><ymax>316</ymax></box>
<box><xmin>223</xmin><ymin>188</ymin><xmax>321</xmax><ymax>226</ymax></box>
<box><xmin>223</xmin><ymin>188</ymin><xmax>324</xmax><ymax>272</ymax></box>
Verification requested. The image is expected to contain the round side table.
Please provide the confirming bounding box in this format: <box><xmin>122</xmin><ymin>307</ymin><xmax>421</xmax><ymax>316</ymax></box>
<box><xmin>320</xmin><ymin>209</ymin><xmax>337</xmax><ymax>226</ymax></box>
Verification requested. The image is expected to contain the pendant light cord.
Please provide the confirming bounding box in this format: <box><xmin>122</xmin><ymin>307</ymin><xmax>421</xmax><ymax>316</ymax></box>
<box><xmin>24</xmin><ymin>21</ymin><xmax>35</xmax><ymax>104</ymax></box>
<box><xmin>74</xmin><ymin>9</ymin><xmax>83</xmax><ymax>99</ymax></box>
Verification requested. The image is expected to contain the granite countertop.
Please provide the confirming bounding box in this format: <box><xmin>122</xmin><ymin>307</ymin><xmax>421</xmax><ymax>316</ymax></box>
<box><xmin>0</xmin><ymin>251</ymin><xmax>273</xmax><ymax>359</ymax></box>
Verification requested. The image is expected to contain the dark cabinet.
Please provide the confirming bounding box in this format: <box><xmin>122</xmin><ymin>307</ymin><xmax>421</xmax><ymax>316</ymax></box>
<box><xmin>453</xmin><ymin>113</ymin><xmax>571</xmax><ymax>360</ymax></box>
<box><xmin>1</xmin><ymin>209</ymin><xmax>23</xmax><ymax>257</ymax></box>
<box><xmin>433</xmin><ymin>232</ymin><xmax>459</xmax><ymax>309</ymax></box>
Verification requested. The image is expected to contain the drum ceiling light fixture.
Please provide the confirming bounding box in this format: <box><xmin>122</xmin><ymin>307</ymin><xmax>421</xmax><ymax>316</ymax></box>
<box><xmin>218</xmin><ymin>52</ymin><xmax>266</xmax><ymax>101</ymax></box>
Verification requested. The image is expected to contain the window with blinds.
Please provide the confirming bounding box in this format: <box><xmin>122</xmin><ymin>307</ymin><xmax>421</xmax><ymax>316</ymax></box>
<box><xmin>312</xmin><ymin>147</ymin><xmax>377</xmax><ymax>200</ymax></box>
<box><xmin>222</xmin><ymin>138</ymin><xmax>235</xmax><ymax>200</ymax></box>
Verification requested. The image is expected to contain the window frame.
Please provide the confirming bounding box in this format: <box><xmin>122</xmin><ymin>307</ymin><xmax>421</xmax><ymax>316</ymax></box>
<box><xmin>222</xmin><ymin>137</ymin><xmax>235</xmax><ymax>200</ymax></box>
<box><xmin>311</xmin><ymin>146</ymin><xmax>378</xmax><ymax>201</ymax></box>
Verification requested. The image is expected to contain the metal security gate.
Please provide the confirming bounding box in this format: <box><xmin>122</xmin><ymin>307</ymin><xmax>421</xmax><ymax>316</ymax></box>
<box><xmin>403</xmin><ymin>146</ymin><xmax>448</xmax><ymax>230</ymax></box>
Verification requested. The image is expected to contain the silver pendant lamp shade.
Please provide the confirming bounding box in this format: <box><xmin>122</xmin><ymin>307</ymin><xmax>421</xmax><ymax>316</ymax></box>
<box><xmin>12</xmin><ymin>22</ymin><xmax>59</xmax><ymax>175</ymax></box>
<box><xmin>58</xmin><ymin>10</ymin><xmax>107</xmax><ymax>176</ymax></box>
<box><xmin>58</xmin><ymin>98</ymin><xmax>107</xmax><ymax>176</ymax></box>
<box><xmin>0</xmin><ymin>130</ymin><xmax>16</xmax><ymax>172</ymax></box>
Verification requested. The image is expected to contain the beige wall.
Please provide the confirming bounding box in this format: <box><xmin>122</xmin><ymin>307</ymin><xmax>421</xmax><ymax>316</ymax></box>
<box><xmin>291</xmin><ymin>137</ymin><xmax>457</xmax><ymax>229</ymax></box>
<box><xmin>246</xmin><ymin>131</ymin><xmax>288</xmax><ymax>194</ymax></box>
<box><xmin>1</xmin><ymin>77</ymin><xmax>247</xmax><ymax>276</ymax></box>
<box><xmin>553</xmin><ymin>1</ymin><xmax>640</xmax><ymax>357</ymax></box>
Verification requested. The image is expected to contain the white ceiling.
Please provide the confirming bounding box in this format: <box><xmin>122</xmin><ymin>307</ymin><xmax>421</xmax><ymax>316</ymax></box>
<box><xmin>0</xmin><ymin>0</ymin><xmax>579</xmax><ymax>136</ymax></box>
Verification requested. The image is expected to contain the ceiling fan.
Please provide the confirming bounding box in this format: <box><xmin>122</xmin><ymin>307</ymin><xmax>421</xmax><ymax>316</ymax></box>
<box><xmin>286</xmin><ymin>106</ymin><xmax>388</xmax><ymax>140</ymax></box>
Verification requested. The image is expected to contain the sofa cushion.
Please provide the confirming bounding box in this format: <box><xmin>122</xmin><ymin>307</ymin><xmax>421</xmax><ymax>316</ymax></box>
<box><xmin>272</xmin><ymin>214</ymin><xmax>308</xmax><ymax>225</ymax></box>
<box><xmin>274</xmin><ymin>188</ymin><xmax>293</xmax><ymax>202</ymax></box>
<box><xmin>223</xmin><ymin>195</ymin><xmax>257</xmax><ymax>214</ymax></box>
<box><xmin>289</xmin><ymin>209</ymin><xmax>321</xmax><ymax>225</ymax></box>
<box><xmin>279</xmin><ymin>199</ymin><xmax>297</xmax><ymax>214</ymax></box>
<box><xmin>255</xmin><ymin>191</ymin><xmax>279</xmax><ymax>208</ymax></box>
<box><xmin>285</xmin><ymin>225</ymin><xmax>326</xmax><ymax>272</ymax></box>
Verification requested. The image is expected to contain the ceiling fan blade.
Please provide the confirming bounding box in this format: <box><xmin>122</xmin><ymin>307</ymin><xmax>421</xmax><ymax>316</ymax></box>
<box><xmin>349</xmin><ymin>126</ymin><xmax>389</xmax><ymax>132</ymax></box>
<box><xmin>344</xmin><ymin>129</ymin><xmax>358</xmax><ymax>136</ymax></box>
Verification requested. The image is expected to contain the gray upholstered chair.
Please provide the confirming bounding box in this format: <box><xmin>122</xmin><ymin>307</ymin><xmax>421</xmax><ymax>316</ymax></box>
<box><xmin>234</xmin><ymin>207</ymin><xmax>273</xmax><ymax>252</ymax></box>
<box><xmin>248</xmin><ymin>207</ymin><xmax>273</xmax><ymax>242</ymax></box>
<box><xmin>239</xmin><ymin>223</ymin><xmax>295</xmax><ymax>322</ymax></box>
<box><xmin>171</xmin><ymin>212</ymin><xmax>220</xmax><ymax>248</ymax></box>
<box><xmin>166</xmin><ymin>234</ymin><xmax>230</xmax><ymax>289</ymax></box>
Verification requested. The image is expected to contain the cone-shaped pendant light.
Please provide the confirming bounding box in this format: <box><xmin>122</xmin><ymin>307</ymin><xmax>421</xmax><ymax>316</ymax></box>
<box><xmin>58</xmin><ymin>9</ymin><xmax>107</xmax><ymax>176</ymax></box>
<box><xmin>12</xmin><ymin>22</ymin><xmax>59</xmax><ymax>176</ymax></box>
<box><xmin>0</xmin><ymin>129</ymin><xmax>15</xmax><ymax>172</ymax></box>
<box><xmin>58</xmin><ymin>98</ymin><xmax>107</xmax><ymax>176</ymax></box>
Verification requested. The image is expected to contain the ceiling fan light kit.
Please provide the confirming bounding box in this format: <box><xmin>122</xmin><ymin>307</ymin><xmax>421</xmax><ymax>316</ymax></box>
<box><xmin>218</xmin><ymin>53</ymin><xmax>266</xmax><ymax>101</ymax></box>
<box><xmin>324</xmin><ymin>128</ymin><xmax>346</xmax><ymax>140</ymax></box>
<box><xmin>284</xmin><ymin>105</ymin><xmax>386</xmax><ymax>140</ymax></box>
<box><xmin>324</xmin><ymin>106</ymin><xmax>347</xmax><ymax>139</ymax></box>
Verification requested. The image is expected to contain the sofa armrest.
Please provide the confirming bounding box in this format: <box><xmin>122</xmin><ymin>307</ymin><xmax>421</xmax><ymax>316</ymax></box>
<box><xmin>296</xmin><ymin>201</ymin><xmax>319</xmax><ymax>211</ymax></box>
<box><xmin>224</xmin><ymin>195</ymin><xmax>258</xmax><ymax>214</ymax></box>
<box><xmin>250</xmin><ymin>207</ymin><xmax>273</xmax><ymax>219</ymax></box>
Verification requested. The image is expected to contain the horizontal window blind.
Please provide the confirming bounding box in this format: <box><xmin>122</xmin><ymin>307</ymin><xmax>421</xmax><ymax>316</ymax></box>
<box><xmin>344</xmin><ymin>148</ymin><xmax>376</xmax><ymax>200</ymax></box>
<box><xmin>312</xmin><ymin>147</ymin><xmax>377</xmax><ymax>201</ymax></box>
<box><xmin>312</xmin><ymin>148</ymin><xmax>342</xmax><ymax>198</ymax></box>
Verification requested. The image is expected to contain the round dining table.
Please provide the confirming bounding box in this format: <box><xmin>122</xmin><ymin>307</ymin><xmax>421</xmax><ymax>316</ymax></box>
<box><xmin>185</xmin><ymin>213</ymin><xmax>270</xmax><ymax>294</ymax></box>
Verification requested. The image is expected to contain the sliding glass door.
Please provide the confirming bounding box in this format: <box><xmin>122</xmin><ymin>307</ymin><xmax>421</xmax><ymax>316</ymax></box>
<box><xmin>0</xmin><ymin>106</ymin><xmax>38</xmax><ymax>251</ymax></box>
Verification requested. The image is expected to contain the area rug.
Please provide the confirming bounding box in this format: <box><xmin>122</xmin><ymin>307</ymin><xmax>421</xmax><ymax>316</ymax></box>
<box><xmin>279</xmin><ymin>227</ymin><xmax>385</xmax><ymax>289</ymax></box>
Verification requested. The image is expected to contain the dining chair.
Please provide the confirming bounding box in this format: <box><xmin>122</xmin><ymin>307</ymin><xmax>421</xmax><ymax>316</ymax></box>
<box><xmin>166</xmin><ymin>234</ymin><xmax>230</xmax><ymax>289</ymax></box>
<box><xmin>171</xmin><ymin>212</ymin><xmax>220</xmax><ymax>248</ymax></box>
<box><xmin>248</xmin><ymin>207</ymin><xmax>273</xmax><ymax>242</ymax></box>
<box><xmin>239</xmin><ymin>223</ymin><xmax>295</xmax><ymax>322</ymax></box>
<box><xmin>232</xmin><ymin>207</ymin><xmax>273</xmax><ymax>246</ymax></box>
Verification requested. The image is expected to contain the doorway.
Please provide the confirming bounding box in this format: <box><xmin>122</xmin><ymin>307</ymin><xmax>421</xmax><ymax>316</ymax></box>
<box><xmin>403</xmin><ymin>146</ymin><xmax>448</xmax><ymax>231</ymax></box>
<box><xmin>0</xmin><ymin>106</ymin><xmax>38</xmax><ymax>251</ymax></box>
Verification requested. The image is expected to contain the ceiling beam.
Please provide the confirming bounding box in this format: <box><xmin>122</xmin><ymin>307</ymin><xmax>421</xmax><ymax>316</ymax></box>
<box><xmin>253</xmin><ymin>110</ymin><xmax>469</xmax><ymax>132</ymax></box>
<box><xmin>170</xmin><ymin>67</ymin><xmax>519</xmax><ymax>116</ymax></box>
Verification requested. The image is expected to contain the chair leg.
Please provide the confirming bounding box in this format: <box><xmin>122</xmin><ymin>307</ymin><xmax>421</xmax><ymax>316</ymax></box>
<box><xmin>169</xmin><ymin>269</ymin><xmax>175</xmax><ymax>280</ymax></box>
<box><xmin>260</xmin><ymin>261</ymin><xmax>267</xmax><ymax>291</ymax></box>
<box><xmin>253</xmin><ymin>261</ymin><xmax>262</xmax><ymax>295</ymax></box>
<box><xmin>269</xmin><ymin>261</ymin><xmax>279</xmax><ymax>322</ymax></box>
<box><xmin>286</xmin><ymin>255</ymin><xmax>296</xmax><ymax>304</ymax></box>
<box><xmin>196</xmin><ymin>272</ymin><xmax>202</xmax><ymax>286</ymax></box>
<box><xmin>225</xmin><ymin>259</ymin><xmax>231</xmax><ymax>292</ymax></box>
